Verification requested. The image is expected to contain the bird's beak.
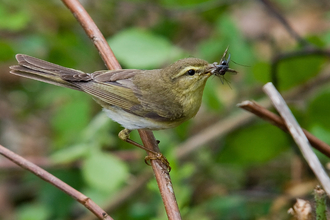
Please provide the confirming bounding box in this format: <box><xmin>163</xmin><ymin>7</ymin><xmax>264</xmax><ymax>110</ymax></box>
<box><xmin>207</xmin><ymin>64</ymin><xmax>217</xmax><ymax>73</ymax></box>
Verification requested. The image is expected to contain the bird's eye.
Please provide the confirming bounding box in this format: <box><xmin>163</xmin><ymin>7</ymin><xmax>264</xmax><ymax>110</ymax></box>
<box><xmin>187</xmin><ymin>69</ymin><xmax>195</xmax><ymax>76</ymax></box>
<box><xmin>221</xmin><ymin>61</ymin><xmax>227</xmax><ymax>65</ymax></box>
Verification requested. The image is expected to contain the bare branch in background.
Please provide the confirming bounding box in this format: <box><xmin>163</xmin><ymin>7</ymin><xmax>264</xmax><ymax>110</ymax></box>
<box><xmin>65</xmin><ymin>0</ymin><xmax>181</xmax><ymax>219</ymax></box>
<box><xmin>263</xmin><ymin>82</ymin><xmax>330</xmax><ymax>196</ymax></box>
<box><xmin>237</xmin><ymin>100</ymin><xmax>330</xmax><ymax>158</ymax></box>
<box><xmin>1</xmin><ymin>0</ymin><xmax>182</xmax><ymax>219</ymax></box>
<box><xmin>0</xmin><ymin>144</ymin><xmax>113</xmax><ymax>220</ymax></box>
<box><xmin>80</xmin><ymin>66</ymin><xmax>330</xmax><ymax>219</ymax></box>
<box><xmin>176</xmin><ymin>68</ymin><xmax>330</xmax><ymax>159</ymax></box>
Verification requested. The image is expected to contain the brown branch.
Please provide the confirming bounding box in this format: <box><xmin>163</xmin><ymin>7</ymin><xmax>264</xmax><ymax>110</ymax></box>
<box><xmin>176</xmin><ymin>69</ymin><xmax>330</xmax><ymax>159</ymax></box>
<box><xmin>0</xmin><ymin>156</ymin><xmax>54</xmax><ymax>169</ymax></box>
<box><xmin>263</xmin><ymin>82</ymin><xmax>330</xmax><ymax>196</ymax></box>
<box><xmin>76</xmin><ymin>65</ymin><xmax>330</xmax><ymax>220</ymax></box>
<box><xmin>58</xmin><ymin>1</ymin><xmax>330</xmax><ymax>214</ymax></box>
<box><xmin>138</xmin><ymin>130</ymin><xmax>182</xmax><ymax>220</ymax></box>
<box><xmin>237</xmin><ymin>100</ymin><xmax>330</xmax><ymax>158</ymax></box>
<box><xmin>0</xmin><ymin>144</ymin><xmax>113</xmax><ymax>220</ymax></box>
<box><xmin>80</xmin><ymin>69</ymin><xmax>330</xmax><ymax>218</ymax></box>
<box><xmin>61</xmin><ymin>0</ymin><xmax>181</xmax><ymax>219</ymax></box>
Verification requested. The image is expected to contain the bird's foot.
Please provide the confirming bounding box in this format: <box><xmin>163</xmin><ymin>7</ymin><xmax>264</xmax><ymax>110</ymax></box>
<box><xmin>118</xmin><ymin>129</ymin><xmax>171</xmax><ymax>172</ymax></box>
<box><xmin>118</xmin><ymin>128</ymin><xmax>131</xmax><ymax>141</ymax></box>
<box><xmin>145</xmin><ymin>153</ymin><xmax>171</xmax><ymax>172</ymax></box>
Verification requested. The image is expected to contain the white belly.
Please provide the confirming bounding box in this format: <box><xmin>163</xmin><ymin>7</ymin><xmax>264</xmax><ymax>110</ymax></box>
<box><xmin>103</xmin><ymin>107</ymin><xmax>167</xmax><ymax>130</ymax></box>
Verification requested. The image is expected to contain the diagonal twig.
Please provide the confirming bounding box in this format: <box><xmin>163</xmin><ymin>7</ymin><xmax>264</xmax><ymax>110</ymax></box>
<box><xmin>138</xmin><ymin>130</ymin><xmax>181</xmax><ymax>219</ymax></box>
<box><xmin>81</xmin><ymin>64</ymin><xmax>330</xmax><ymax>219</ymax></box>
<box><xmin>237</xmin><ymin>100</ymin><xmax>330</xmax><ymax>158</ymax></box>
<box><xmin>176</xmin><ymin>69</ymin><xmax>330</xmax><ymax>159</ymax></box>
<box><xmin>61</xmin><ymin>0</ymin><xmax>181</xmax><ymax>219</ymax></box>
<box><xmin>263</xmin><ymin>82</ymin><xmax>330</xmax><ymax>196</ymax></box>
<box><xmin>0</xmin><ymin>144</ymin><xmax>113</xmax><ymax>220</ymax></box>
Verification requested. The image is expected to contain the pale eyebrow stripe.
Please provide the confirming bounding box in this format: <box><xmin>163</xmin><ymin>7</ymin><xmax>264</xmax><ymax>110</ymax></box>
<box><xmin>171</xmin><ymin>66</ymin><xmax>200</xmax><ymax>79</ymax></box>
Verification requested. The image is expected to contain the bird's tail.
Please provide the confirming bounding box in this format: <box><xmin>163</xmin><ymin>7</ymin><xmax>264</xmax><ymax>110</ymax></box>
<box><xmin>10</xmin><ymin>54</ymin><xmax>89</xmax><ymax>91</ymax></box>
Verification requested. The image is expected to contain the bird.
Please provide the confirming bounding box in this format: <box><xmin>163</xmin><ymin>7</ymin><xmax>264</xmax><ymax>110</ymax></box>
<box><xmin>10</xmin><ymin>50</ymin><xmax>236</xmax><ymax>170</ymax></box>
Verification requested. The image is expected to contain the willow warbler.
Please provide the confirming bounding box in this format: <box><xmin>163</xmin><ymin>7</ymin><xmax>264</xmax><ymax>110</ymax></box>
<box><xmin>10</xmin><ymin>49</ymin><xmax>236</xmax><ymax>169</ymax></box>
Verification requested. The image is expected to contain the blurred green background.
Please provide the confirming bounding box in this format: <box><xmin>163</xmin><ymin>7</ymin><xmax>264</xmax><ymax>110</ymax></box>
<box><xmin>0</xmin><ymin>0</ymin><xmax>330</xmax><ymax>219</ymax></box>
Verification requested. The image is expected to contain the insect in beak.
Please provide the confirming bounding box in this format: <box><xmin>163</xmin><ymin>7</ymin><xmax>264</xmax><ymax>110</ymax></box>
<box><xmin>209</xmin><ymin>47</ymin><xmax>237</xmax><ymax>84</ymax></box>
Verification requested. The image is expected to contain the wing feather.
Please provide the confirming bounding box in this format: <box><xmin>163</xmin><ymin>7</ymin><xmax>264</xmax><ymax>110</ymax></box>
<box><xmin>11</xmin><ymin>54</ymin><xmax>169</xmax><ymax>121</ymax></box>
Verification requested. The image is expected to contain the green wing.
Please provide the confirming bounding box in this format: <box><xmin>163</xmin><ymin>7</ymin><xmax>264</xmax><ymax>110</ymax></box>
<box><xmin>76</xmin><ymin>70</ymin><xmax>143</xmax><ymax>114</ymax></box>
<box><xmin>10</xmin><ymin>54</ymin><xmax>169</xmax><ymax>120</ymax></box>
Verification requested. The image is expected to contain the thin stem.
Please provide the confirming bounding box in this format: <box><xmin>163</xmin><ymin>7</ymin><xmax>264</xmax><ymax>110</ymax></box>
<box><xmin>263</xmin><ymin>82</ymin><xmax>330</xmax><ymax>196</ymax></box>
<box><xmin>61</xmin><ymin>0</ymin><xmax>181</xmax><ymax>219</ymax></box>
<box><xmin>0</xmin><ymin>144</ymin><xmax>113</xmax><ymax>220</ymax></box>
<box><xmin>237</xmin><ymin>100</ymin><xmax>330</xmax><ymax>158</ymax></box>
<box><xmin>176</xmin><ymin>68</ymin><xmax>330</xmax><ymax>159</ymax></box>
<box><xmin>79</xmin><ymin>68</ymin><xmax>330</xmax><ymax>219</ymax></box>
<box><xmin>315</xmin><ymin>185</ymin><xmax>327</xmax><ymax>220</ymax></box>
<box><xmin>139</xmin><ymin>130</ymin><xmax>181</xmax><ymax>220</ymax></box>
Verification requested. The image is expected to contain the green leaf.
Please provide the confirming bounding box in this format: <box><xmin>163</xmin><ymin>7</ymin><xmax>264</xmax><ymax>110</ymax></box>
<box><xmin>252</xmin><ymin>62</ymin><xmax>271</xmax><ymax>83</ymax></box>
<box><xmin>13</xmin><ymin>35</ymin><xmax>48</xmax><ymax>58</ymax></box>
<box><xmin>50</xmin><ymin>91</ymin><xmax>92</xmax><ymax>146</ymax></box>
<box><xmin>323</xmin><ymin>31</ymin><xmax>330</xmax><ymax>46</ymax></box>
<box><xmin>0</xmin><ymin>40</ymin><xmax>14</xmax><ymax>61</ymax></box>
<box><xmin>50</xmin><ymin>143</ymin><xmax>88</xmax><ymax>164</ymax></box>
<box><xmin>310</xmin><ymin>125</ymin><xmax>330</xmax><ymax>146</ymax></box>
<box><xmin>0</xmin><ymin>5</ymin><xmax>30</xmax><ymax>31</ymax></box>
<box><xmin>307</xmin><ymin>91</ymin><xmax>330</xmax><ymax>131</ymax></box>
<box><xmin>107</xmin><ymin>28</ymin><xmax>185</xmax><ymax>69</ymax></box>
<box><xmin>82</xmin><ymin>151</ymin><xmax>129</xmax><ymax>193</ymax></box>
<box><xmin>215</xmin><ymin>16</ymin><xmax>253</xmax><ymax>64</ymax></box>
<box><xmin>81</xmin><ymin>187</ymin><xmax>112</xmax><ymax>206</ymax></box>
<box><xmin>277</xmin><ymin>55</ymin><xmax>326</xmax><ymax>90</ymax></box>
<box><xmin>37</xmin><ymin>170</ymin><xmax>82</xmax><ymax>219</ymax></box>
<box><xmin>81</xmin><ymin>112</ymin><xmax>116</xmax><ymax>144</ymax></box>
<box><xmin>196</xmin><ymin>15</ymin><xmax>254</xmax><ymax>77</ymax></box>
<box><xmin>51</xmin><ymin>112</ymin><xmax>118</xmax><ymax>163</ymax></box>
<box><xmin>205</xmin><ymin>195</ymin><xmax>271</xmax><ymax>219</ymax></box>
<box><xmin>197</xmin><ymin>39</ymin><xmax>225</xmax><ymax>62</ymax></box>
<box><xmin>218</xmin><ymin>123</ymin><xmax>289</xmax><ymax>166</ymax></box>
<box><xmin>17</xmin><ymin>203</ymin><xmax>50</xmax><ymax>220</ymax></box>
<box><xmin>207</xmin><ymin>195</ymin><xmax>246</xmax><ymax>217</ymax></box>
<box><xmin>306</xmin><ymin>35</ymin><xmax>326</xmax><ymax>47</ymax></box>
<box><xmin>203</xmin><ymin>79</ymin><xmax>223</xmax><ymax>111</ymax></box>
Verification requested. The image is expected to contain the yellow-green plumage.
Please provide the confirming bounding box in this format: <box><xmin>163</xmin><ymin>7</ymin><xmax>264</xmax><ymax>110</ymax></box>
<box><xmin>10</xmin><ymin>55</ymin><xmax>214</xmax><ymax>131</ymax></box>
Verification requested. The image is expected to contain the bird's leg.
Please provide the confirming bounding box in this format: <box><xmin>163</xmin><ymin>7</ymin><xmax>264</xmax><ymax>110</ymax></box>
<box><xmin>118</xmin><ymin>128</ymin><xmax>171</xmax><ymax>171</ymax></box>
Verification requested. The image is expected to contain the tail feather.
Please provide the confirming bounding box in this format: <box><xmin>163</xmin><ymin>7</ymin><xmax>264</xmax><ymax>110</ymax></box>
<box><xmin>10</xmin><ymin>65</ymin><xmax>80</xmax><ymax>91</ymax></box>
<box><xmin>15</xmin><ymin>54</ymin><xmax>84</xmax><ymax>76</ymax></box>
<box><xmin>10</xmin><ymin>54</ymin><xmax>86</xmax><ymax>91</ymax></box>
